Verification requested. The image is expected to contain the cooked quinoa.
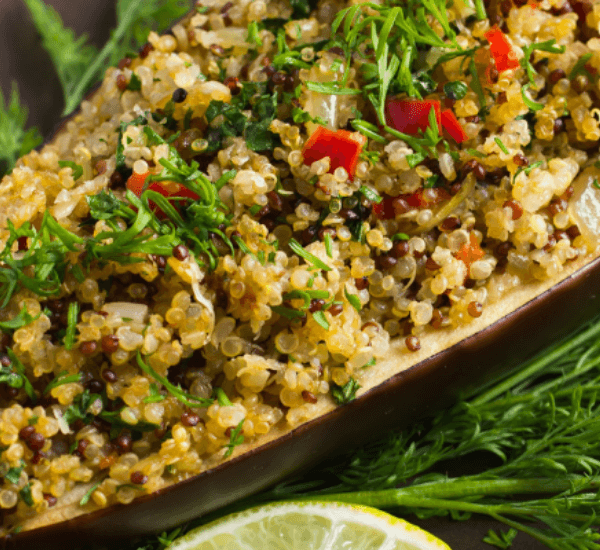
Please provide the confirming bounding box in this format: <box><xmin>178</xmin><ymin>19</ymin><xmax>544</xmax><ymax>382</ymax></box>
<box><xmin>1</xmin><ymin>0</ymin><xmax>600</xmax><ymax>534</ymax></box>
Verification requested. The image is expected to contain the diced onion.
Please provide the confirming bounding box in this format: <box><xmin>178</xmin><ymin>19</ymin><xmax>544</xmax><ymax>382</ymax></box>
<box><xmin>568</xmin><ymin>166</ymin><xmax>600</xmax><ymax>249</ymax></box>
<box><xmin>101</xmin><ymin>302</ymin><xmax>149</xmax><ymax>323</ymax></box>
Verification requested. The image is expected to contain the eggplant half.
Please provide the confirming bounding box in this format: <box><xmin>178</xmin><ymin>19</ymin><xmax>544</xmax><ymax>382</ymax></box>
<box><xmin>2</xmin><ymin>1</ymin><xmax>600</xmax><ymax>549</ymax></box>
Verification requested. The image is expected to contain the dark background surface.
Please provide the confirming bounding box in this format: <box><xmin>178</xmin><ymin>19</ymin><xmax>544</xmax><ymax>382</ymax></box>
<box><xmin>0</xmin><ymin>1</ymin><xmax>548</xmax><ymax>548</ymax></box>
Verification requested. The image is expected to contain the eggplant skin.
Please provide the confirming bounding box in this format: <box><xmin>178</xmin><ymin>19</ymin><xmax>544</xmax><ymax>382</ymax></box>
<box><xmin>6</xmin><ymin>253</ymin><xmax>600</xmax><ymax>550</ymax></box>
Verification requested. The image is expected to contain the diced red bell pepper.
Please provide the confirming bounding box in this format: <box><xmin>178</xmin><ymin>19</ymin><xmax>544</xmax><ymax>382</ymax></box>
<box><xmin>126</xmin><ymin>171</ymin><xmax>151</xmax><ymax>196</ymax></box>
<box><xmin>385</xmin><ymin>99</ymin><xmax>442</xmax><ymax>135</ymax></box>
<box><xmin>126</xmin><ymin>171</ymin><xmax>199</xmax><ymax>217</ymax></box>
<box><xmin>372</xmin><ymin>188</ymin><xmax>451</xmax><ymax>220</ymax></box>
<box><xmin>302</xmin><ymin>126</ymin><xmax>367</xmax><ymax>180</ymax></box>
<box><xmin>455</xmin><ymin>233</ymin><xmax>485</xmax><ymax>269</ymax></box>
<box><xmin>484</xmin><ymin>27</ymin><xmax>520</xmax><ymax>73</ymax></box>
<box><xmin>441</xmin><ymin>109</ymin><xmax>469</xmax><ymax>144</ymax></box>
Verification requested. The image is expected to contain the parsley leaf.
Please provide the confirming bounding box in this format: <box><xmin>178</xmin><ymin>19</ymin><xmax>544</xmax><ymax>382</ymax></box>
<box><xmin>87</xmin><ymin>190</ymin><xmax>134</xmax><ymax>221</ymax></box>
<box><xmin>143</xmin><ymin>383</ymin><xmax>166</xmax><ymax>404</ymax></box>
<box><xmin>4</xmin><ymin>462</ymin><xmax>25</xmax><ymax>485</ymax></box>
<box><xmin>19</xmin><ymin>483</ymin><xmax>34</xmax><ymax>507</ymax></box>
<box><xmin>443</xmin><ymin>81</ymin><xmax>468</xmax><ymax>100</ymax></box>
<box><xmin>79</xmin><ymin>480</ymin><xmax>102</xmax><ymax>506</ymax></box>
<box><xmin>204</xmin><ymin>83</ymin><xmax>280</xmax><ymax>153</ymax></box>
<box><xmin>331</xmin><ymin>377</ymin><xmax>360</xmax><ymax>405</ymax></box>
<box><xmin>127</xmin><ymin>72</ymin><xmax>142</xmax><ymax>91</ymax></box>
<box><xmin>58</xmin><ymin>160</ymin><xmax>83</xmax><ymax>180</ymax></box>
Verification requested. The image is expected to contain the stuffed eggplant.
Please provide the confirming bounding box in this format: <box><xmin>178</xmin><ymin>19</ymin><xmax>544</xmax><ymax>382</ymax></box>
<box><xmin>1</xmin><ymin>0</ymin><xmax>600</xmax><ymax>547</ymax></box>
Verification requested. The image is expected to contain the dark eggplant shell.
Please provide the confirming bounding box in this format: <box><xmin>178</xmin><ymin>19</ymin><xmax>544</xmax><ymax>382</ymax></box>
<box><xmin>4</xmin><ymin>252</ymin><xmax>600</xmax><ymax>549</ymax></box>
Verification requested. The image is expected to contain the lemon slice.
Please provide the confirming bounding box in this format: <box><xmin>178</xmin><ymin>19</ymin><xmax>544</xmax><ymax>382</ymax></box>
<box><xmin>170</xmin><ymin>500</ymin><xmax>452</xmax><ymax>550</ymax></box>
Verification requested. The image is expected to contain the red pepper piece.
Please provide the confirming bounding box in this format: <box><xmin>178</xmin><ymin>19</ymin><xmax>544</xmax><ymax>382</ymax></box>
<box><xmin>441</xmin><ymin>109</ymin><xmax>469</xmax><ymax>144</ymax></box>
<box><xmin>126</xmin><ymin>171</ymin><xmax>198</xmax><ymax>217</ymax></box>
<box><xmin>302</xmin><ymin>126</ymin><xmax>367</xmax><ymax>180</ymax></box>
<box><xmin>455</xmin><ymin>233</ymin><xmax>485</xmax><ymax>269</ymax></box>
<box><xmin>484</xmin><ymin>27</ymin><xmax>520</xmax><ymax>72</ymax></box>
<box><xmin>385</xmin><ymin>98</ymin><xmax>442</xmax><ymax>135</ymax></box>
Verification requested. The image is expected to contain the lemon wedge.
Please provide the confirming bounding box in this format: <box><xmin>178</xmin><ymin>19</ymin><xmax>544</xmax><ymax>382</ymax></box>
<box><xmin>169</xmin><ymin>500</ymin><xmax>452</xmax><ymax>550</ymax></box>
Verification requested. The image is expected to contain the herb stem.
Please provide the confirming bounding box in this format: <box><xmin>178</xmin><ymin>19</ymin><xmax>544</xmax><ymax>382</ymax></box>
<box><xmin>471</xmin><ymin>320</ymin><xmax>600</xmax><ymax>406</ymax></box>
<box><xmin>63</xmin><ymin>0</ymin><xmax>145</xmax><ymax>115</ymax></box>
<box><xmin>473</xmin><ymin>0</ymin><xmax>487</xmax><ymax>20</ymax></box>
<box><xmin>302</xmin><ymin>477</ymin><xmax>596</xmax><ymax>507</ymax></box>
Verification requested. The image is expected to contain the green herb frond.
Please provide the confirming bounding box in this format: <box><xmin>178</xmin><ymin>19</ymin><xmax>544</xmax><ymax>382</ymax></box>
<box><xmin>0</xmin><ymin>83</ymin><xmax>42</xmax><ymax>179</ymax></box>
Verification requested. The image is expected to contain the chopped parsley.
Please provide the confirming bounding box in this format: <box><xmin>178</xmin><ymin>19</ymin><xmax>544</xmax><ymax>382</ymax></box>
<box><xmin>494</xmin><ymin>138</ymin><xmax>510</xmax><ymax>155</ymax></box>
<box><xmin>5</xmin><ymin>461</ymin><xmax>25</xmax><ymax>484</ymax></box>
<box><xmin>126</xmin><ymin>72</ymin><xmax>142</xmax><ymax>91</ymax></box>
<box><xmin>569</xmin><ymin>53</ymin><xmax>594</xmax><ymax>81</ymax></box>
<box><xmin>443</xmin><ymin>81</ymin><xmax>468</xmax><ymax>100</ymax></box>
<box><xmin>19</xmin><ymin>483</ymin><xmax>34</xmax><ymax>507</ymax></box>
<box><xmin>331</xmin><ymin>377</ymin><xmax>361</xmax><ymax>405</ymax></box>
<box><xmin>521</xmin><ymin>83</ymin><xmax>544</xmax><ymax>112</ymax></box>
<box><xmin>58</xmin><ymin>160</ymin><xmax>83</xmax><ymax>180</ymax></box>
<box><xmin>204</xmin><ymin>82</ymin><xmax>280</xmax><ymax>153</ymax></box>
<box><xmin>4</xmin><ymin>349</ymin><xmax>36</xmax><ymax>403</ymax></box>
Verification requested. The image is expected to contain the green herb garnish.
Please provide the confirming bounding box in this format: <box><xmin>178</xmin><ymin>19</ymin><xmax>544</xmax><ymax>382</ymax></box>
<box><xmin>0</xmin><ymin>306</ymin><xmax>39</xmax><ymax>333</ymax></box>
<box><xmin>521</xmin><ymin>83</ymin><xmax>544</xmax><ymax>112</ymax></box>
<box><xmin>19</xmin><ymin>483</ymin><xmax>34</xmax><ymax>506</ymax></box>
<box><xmin>127</xmin><ymin>72</ymin><xmax>142</xmax><ymax>91</ymax></box>
<box><xmin>136</xmin><ymin>353</ymin><xmax>213</xmax><ymax>409</ymax></box>
<box><xmin>143</xmin><ymin>383</ymin><xmax>166</xmax><ymax>404</ymax></box>
<box><xmin>288</xmin><ymin>239</ymin><xmax>332</xmax><ymax>272</ymax></box>
<box><xmin>64</xmin><ymin>302</ymin><xmax>79</xmax><ymax>351</ymax></box>
<box><xmin>312</xmin><ymin>310</ymin><xmax>330</xmax><ymax>330</ymax></box>
<box><xmin>58</xmin><ymin>160</ymin><xmax>83</xmax><ymax>180</ymax></box>
<box><xmin>79</xmin><ymin>480</ymin><xmax>102</xmax><ymax>506</ymax></box>
<box><xmin>494</xmin><ymin>137</ymin><xmax>509</xmax><ymax>154</ymax></box>
<box><xmin>0</xmin><ymin>83</ymin><xmax>42</xmax><ymax>178</ymax></box>
<box><xmin>224</xmin><ymin>419</ymin><xmax>245</xmax><ymax>458</ymax></box>
<box><xmin>23</xmin><ymin>0</ymin><xmax>189</xmax><ymax>116</ymax></box>
<box><xmin>5</xmin><ymin>462</ymin><xmax>25</xmax><ymax>484</ymax></box>
<box><xmin>331</xmin><ymin>377</ymin><xmax>360</xmax><ymax>405</ymax></box>
<box><xmin>344</xmin><ymin>288</ymin><xmax>361</xmax><ymax>312</ymax></box>
<box><xmin>443</xmin><ymin>81</ymin><xmax>468</xmax><ymax>100</ymax></box>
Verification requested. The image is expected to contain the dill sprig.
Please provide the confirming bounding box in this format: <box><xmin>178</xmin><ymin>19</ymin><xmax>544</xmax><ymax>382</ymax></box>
<box><xmin>23</xmin><ymin>0</ymin><xmax>190</xmax><ymax>116</ymax></box>
<box><xmin>0</xmin><ymin>84</ymin><xmax>42</xmax><ymax>179</ymax></box>
<box><xmin>174</xmin><ymin>316</ymin><xmax>600</xmax><ymax>549</ymax></box>
<box><xmin>260</xmin><ymin>318</ymin><xmax>600</xmax><ymax>548</ymax></box>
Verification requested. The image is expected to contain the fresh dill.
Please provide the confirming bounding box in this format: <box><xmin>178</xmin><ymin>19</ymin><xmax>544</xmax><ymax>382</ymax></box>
<box><xmin>0</xmin><ymin>83</ymin><xmax>42</xmax><ymax>178</ymax></box>
<box><xmin>23</xmin><ymin>0</ymin><xmax>190</xmax><ymax>116</ymax></box>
